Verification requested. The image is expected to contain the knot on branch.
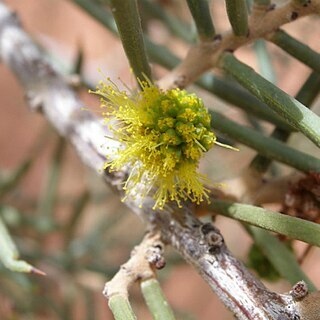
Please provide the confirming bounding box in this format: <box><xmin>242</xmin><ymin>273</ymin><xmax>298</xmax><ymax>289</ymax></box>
<box><xmin>146</xmin><ymin>242</ymin><xmax>166</xmax><ymax>270</ymax></box>
<box><xmin>290</xmin><ymin>281</ymin><xmax>309</xmax><ymax>301</ymax></box>
<box><xmin>103</xmin><ymin>231</ymin><xmax>165</xmax><ymax>300</ymax></box>
<box><xmin>173</xmin><ymin>74</ymin><xmax>188</xmax><ymax>88</ymax></box>
<box><xmin>200</xmin><ymin>223</ymin><xmax>224</xmax><ymax>254</ymax></box>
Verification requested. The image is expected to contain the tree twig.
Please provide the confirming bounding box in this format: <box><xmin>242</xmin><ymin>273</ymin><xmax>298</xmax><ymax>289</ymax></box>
<box><xmin>103</xmin><ymin>231</ymin><xmax>165</xmax><ymax>299</ymax></box>
<box><xmin>157</xmin><ymin>0</ymin><xmax>320</xmax><ymax>89</ymax></box>
<box><xmin>104</xmin><ymin>231</ymin><xmax>165</xmax><ymax>320</ymax></box>
<box><xmin>141</xmin><ymin>278</ymin><xmax>176</xmax><ymax>320</ymax></box>
<box><xmin>0</xmin><ymin>2</ymin><xmax>316</xmax><ymax>318</ymax></box>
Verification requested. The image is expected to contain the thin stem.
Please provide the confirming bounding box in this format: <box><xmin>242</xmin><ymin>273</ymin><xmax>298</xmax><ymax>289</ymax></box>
<box><xmin>109</xmin><ymin>0</ymin><xmax>152</xmax><ymax>81</ymax></box>
<box><xmin>74</xmin><ymin>0</ymin><xmax>118</xmax><ymax>35</ymax></box>
<box><xmin>104</xmin><ymin>233</ymin><xmax>164</xmax><ymax>318</ymax></box>
<box><xmin>145</xmin><ymin>36</ymin><xmax>292</xmax><ymax>130</ymax></box>
<box><xmin>157</xmin><ymin>1</ymin><xmax>319</xmax><ymax>89</ymax></box>
<box><xmin>209</xmin><ymin>200</ymin><xmax>320</xmax><ymax>247</ymax></box>
<box><xmin>298</xmin><ymin>245</ymin><xmax>313</xmax><ymax>265</ymax></box>
<box><xmin>270</xmin><ymin>29</ymin><xmax>320</xmax><ymax>74</ymax></box>
<box><xmin>210</xmin><ymin>110</ymin><xmax>320</xmax><ymax>173</ymax></box>
<box><xmin>36</xmin><ymin>137</ymin><xmax>65</xmax><ymax>232</ymax></box>
<box><xmin>0</xmin><ymin>217</ymin><xmax>39</xmax><ymax>273</ymax></box>
<box><xmin>254</xmin><ymin>39</ymin><xmax>276</xmax><ymax>84</ymax></box>
<box><xmin>108</xmin><ymin>295</ymin><xmax>137</xmax><ymax>320</ymax></box>
<box><xmin>250</xmin><ymin>71</ymin><xmax>320</xmax><ymax>173</ymax></box>
<box><xmin>295</xmin><ymin>71</ymin><xmax>320</xmax><ymax>105</ymax></box>
<box><xmin>0</xmin><ymin>127</ymin><xmax>50</xmax><ymax>199</ymax></box>
<box><xmin>249</xmin><ymin>128</ymin><xmax>291</xmax><ymax>173</ymax></box>
<box><xmin>186</xmin><ymin>0</ymin><xmax>215</xmax><ymax>40</ymax></box>
<box><xmin>247</xmin><ymin>226</ymin><xmax>316</xmax><ymax>291</ymax></box>
<box><xmin>64</xmin><ymin>190</ymin><xmax>90</xmax><ymax>243</ymax></box>
<box><xmin>141</xmin><ymin>0</ymin><xmax>193</xmax><ymax>43</ymax></box>
<box><xmin>0</xmin><ymin>160</ymin><xmax>32</xmax><ymax>199</ymax></box>
<box><xmin>225</xmin><ymin>0</ymin><xmax>249</xmax><ymax>36</ymax></box>
<box><xmin>73</xmin><ymin>0</ymin><xmax>294</xmax><ymax>131</ymax></box>
<box><xmin>0</xmin><ymin>2</ymin><xmax>314</xmax><ymax>318</ymax></box>
<box><xmin>253</xmin><ymin>0</ymin><xmax>271</xmax><ymax>5</ymax></box>
<box><xmin>220</xmin><ymin>53</ymin><xmax>320</xmax><ymax>147</ymax></box>
<box><xmin>199</xmin><ymin>74</ymin><xmax>294</xmax><ymax>130</ymax></box>
<box><xmin>73</xmin><ymin>47</ymin><xmax>84</xmax><ymax>75</ymax></box>
<box><xmin>141</xmin><ymin>278</ymin><xmax>176</xmax><ymax>320</ymax></box>
<box><xmin>146</xmin><ymin>38</ymin><xmax>293</xmax><ymax>131</ymax></box>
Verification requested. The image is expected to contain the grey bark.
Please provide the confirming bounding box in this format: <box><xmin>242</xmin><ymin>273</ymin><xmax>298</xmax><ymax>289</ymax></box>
<box><xmin>0</xmin><ymin>2</ymin><xmax>305</xmax><ymax>319</ymax></box>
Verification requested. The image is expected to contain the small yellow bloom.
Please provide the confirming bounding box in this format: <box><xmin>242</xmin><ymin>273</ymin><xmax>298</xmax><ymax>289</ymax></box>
<box><xmin>93</xmin><ymin>77</ymin><xmax>217</xmax><ymax>209</ymax></box>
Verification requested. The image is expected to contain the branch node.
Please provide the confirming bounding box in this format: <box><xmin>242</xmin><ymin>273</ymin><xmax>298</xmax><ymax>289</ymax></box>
<box><xmin>173</xmin><ymin>75</ymin><xmax>188</xmax><ymax>89</ymax></box>
<box><xmin>200</xmin><ymin>223</ymin><xmax>224</xmax><ymax>253</ymax></box>
<box><xmin>0</xmin><ymin>0</ymin><xmax>315</xmax><ymax>316</ymax></box>
<box><xmin>291</xmin><ymin>11</ymin><xmax>299</xmax><ymax>20</ymax></box>
<box><xmin>103</xmin><ymin>231</ymin><xmax>165</xmax><ymax>300</ymax></box>
<box><xmin>290</xmin><ymin>281</ymin><xmax>309</xmax><ymax>301</ymax></box>
<box><xmin>146</xmin><ymin>242</ymin><xmax>166</xmax><ymax>270</ymax></box>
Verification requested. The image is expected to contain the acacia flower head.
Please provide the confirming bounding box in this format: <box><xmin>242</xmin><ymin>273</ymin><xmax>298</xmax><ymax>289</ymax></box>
<box><xmin>93</xmin><ymin>77</ymin><xmax>217</xmax><ymax>209</ymax></box>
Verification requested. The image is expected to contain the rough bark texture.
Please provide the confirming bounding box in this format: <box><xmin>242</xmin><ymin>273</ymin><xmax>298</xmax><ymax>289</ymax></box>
<box><xmin>0</xmin><ymin>2</ymin><xmax>307</xmax><ymax>319</ymax></box>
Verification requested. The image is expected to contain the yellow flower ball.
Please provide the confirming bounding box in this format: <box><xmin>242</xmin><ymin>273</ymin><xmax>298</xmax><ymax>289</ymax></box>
<box><xmin>93</xmin><ymin>77</ymin><xmax>217</xmax><ymax>210</ymax></box>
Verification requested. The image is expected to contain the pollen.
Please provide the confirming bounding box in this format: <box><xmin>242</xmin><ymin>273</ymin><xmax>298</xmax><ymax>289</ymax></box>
<box><xmin>92</xmin><ymin>77</ymin><xmax>217</xmax><ymax>210</ymax></box>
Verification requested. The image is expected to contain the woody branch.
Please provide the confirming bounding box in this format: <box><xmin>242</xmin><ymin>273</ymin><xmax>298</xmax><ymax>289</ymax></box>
<box><xmin>0</xmin><ymin>1</ymin><xmax>316</xmax><ymax>319</ymax></box>
<box><xmin>158</xmin><ymin>0</ymin><xmax>320</xmax><ymax>90</ymax></box>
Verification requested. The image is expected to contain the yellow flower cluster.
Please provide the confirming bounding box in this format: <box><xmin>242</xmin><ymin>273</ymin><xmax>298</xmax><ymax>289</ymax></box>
<box><xmin>93</xmin><ymin>78</ymin><xmax>216</xmax><ymax>209</ymax></box>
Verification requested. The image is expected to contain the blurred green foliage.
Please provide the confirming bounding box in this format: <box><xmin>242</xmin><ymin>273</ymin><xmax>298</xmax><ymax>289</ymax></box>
<box><xmin>1</xmin><ymin>0</ymin><xmax>320</xmax><ymax>319</ymax></box>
